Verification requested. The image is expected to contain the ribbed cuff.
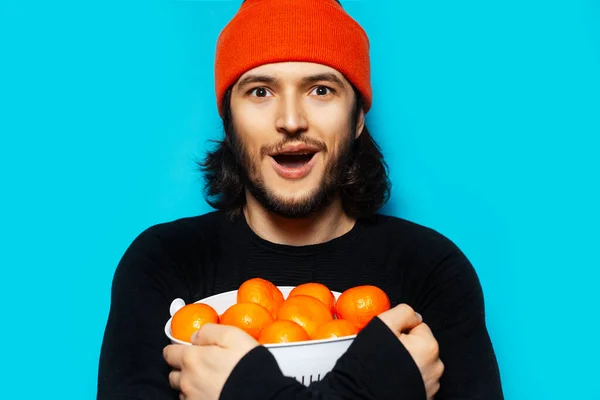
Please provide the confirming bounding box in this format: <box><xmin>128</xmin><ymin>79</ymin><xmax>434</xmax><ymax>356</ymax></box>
<box><xmin>220</xmin><ymin>317</ymin><xmax>427</xmax><ymax>400</ymax></box>
<box><xmin>335</xmin><ymin>316</ymin><xmax>427</xmax><ymax>400</ymax></box>
<box><xmin>220</xmin><ymin>346</ymin><xmax>297</xmax><ymax>400</ymax></box>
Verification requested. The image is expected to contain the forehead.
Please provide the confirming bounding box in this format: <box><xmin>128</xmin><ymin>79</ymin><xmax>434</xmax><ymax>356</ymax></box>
<box><xmin>234</xmin><ymin>62</ymin><xmax>350</xmax><ymax>87</ymax></box>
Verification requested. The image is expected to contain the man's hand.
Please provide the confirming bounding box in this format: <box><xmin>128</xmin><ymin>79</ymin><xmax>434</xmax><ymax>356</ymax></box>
<box><xmin>163</xmin><ymin>323</ymin><xmax>259</xmax><ymax>400</ymax></box>
<box><xmin>377</xmin><ymin>304</ymin><xmax>445</xmax><ymax>400</ymax></box>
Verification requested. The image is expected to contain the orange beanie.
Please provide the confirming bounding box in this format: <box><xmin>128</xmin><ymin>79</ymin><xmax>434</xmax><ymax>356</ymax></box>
<box><xmin>214</xmin><ymin>0</ymin><xmax>372</xmax><ymax>118</ymax></box>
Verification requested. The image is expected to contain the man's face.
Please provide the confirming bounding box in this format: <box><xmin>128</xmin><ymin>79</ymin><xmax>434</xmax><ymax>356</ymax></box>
<box><xmin>229</xmin><ymin>62</ymin><xmax>365</xmax><ymax>218</ymax></box>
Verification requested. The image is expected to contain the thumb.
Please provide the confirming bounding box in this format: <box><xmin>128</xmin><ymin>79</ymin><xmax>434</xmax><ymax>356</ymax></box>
<box><xmin>377</xmin><ymin>304</ymin><xmax>423</xmax><ymax>336</ymax></box>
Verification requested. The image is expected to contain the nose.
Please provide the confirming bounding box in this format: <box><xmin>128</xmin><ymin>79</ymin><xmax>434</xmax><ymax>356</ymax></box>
<box><xmin>274</xmin><ymin>96</ymin><xmax>308</xmax><ymax>136</ymax></box>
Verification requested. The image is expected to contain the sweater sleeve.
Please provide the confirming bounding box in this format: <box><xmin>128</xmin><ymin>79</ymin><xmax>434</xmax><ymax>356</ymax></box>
<box><xmin>412</xmin><ymin>245</ymin><xmax>504</xmax><ymax>399</ymax></box>
<box><xmin>220</xmin><ymin>316</ymin><xmax>426</xmax><ymax>400</ymax></box>
<box><xmin>97</xmin><ymin>227</ymin><xmax>189</xmax><ymax>400</ymax></box>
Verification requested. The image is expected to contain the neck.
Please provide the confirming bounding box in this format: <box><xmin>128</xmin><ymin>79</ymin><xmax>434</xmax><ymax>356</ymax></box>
<box><xmin>243</xmin><ymin>192</ymin><xmax>356</xmax><ymax>246</ymax></box>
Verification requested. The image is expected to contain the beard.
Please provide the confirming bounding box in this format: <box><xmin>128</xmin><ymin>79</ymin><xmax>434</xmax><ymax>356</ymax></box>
<box><xmin>228</xmin><ymin>121</ymin><xmax>357</xmax><ymax>219</ymax></box>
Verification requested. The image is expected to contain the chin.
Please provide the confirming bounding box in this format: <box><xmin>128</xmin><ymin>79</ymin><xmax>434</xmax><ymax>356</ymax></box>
<box><xmin>267</xmin><ymin>189</ymin><xmax>317</xmax><ymax>206</ymax></box>
<box><xmin>250</xmin><ymin>183</ymin><xmax>334</xmax><ymax>219</ymax></box>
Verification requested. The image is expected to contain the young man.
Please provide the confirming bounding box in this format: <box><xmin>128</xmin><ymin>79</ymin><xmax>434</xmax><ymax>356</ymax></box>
<box><xmin>97</xmin><ymin>0</ymin><xmax>504</xmax><ymax>399</ymax></box>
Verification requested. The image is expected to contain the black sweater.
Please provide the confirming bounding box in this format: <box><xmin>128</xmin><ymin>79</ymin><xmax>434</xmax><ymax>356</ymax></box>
<box><xmin>97</xmin><ymin>211</ymin><xmax>504</xmax><ymax>399</ymax></box>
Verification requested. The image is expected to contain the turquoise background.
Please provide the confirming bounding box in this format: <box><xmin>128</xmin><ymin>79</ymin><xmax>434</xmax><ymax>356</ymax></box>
<box><xmin>1</xmin><ymin>0</ymin><xmax>598</xmax><ymax>398</ymax></box>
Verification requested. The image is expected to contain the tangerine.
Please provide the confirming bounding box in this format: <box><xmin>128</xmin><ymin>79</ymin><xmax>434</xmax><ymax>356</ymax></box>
<box><xmin>237</xmin><ymin>277</ymin><xmax>284</xmax><ymax>318</ymax></box>
<box><xmin>288</xmin><ymin>282</ymin><xmax>336</xmax><ymax>316</ymax></box>
<box><xmin>335</xmin><ymin>285</ymin><xmax>391</xmax><ymax>330</ymax></box>
<box><xmin>258</xmin><ymin>320</ymin><xmax>310</xmax><ymax>345</ymax></box>
<box><xmin>220</xmin><ymin>302</ymin><xmax>274</xmax><ymax>339</ymax></box>
<box><xmin>312</xmin><ymin>319</ymin><xmax>359</xmax><ymax>340</ymax></box>
<box><xmin>277</xmin><ymin>295</ymin><xmax>333</xmax><ymax>339</ymax></box>
<box><xmin>171</xmin><ymin>303</ymin><xmax>219</xmax><ymax>343</ymax></box>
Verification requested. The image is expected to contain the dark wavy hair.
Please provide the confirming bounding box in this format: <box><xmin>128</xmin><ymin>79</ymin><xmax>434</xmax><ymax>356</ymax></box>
<box><xmin>200</xmin><ymin>83</ymin><xmax>391</xmax><ymax>219</ymax></box>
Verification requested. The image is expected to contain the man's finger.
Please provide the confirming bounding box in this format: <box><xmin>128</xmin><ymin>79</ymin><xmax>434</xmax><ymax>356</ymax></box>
<box><xmin>377</xmin><ymin>303</ymin><xmax>423</xmax><ymax>335</ymax></box>
<box><xmin>192</xmin><ymin>323</ymin><xmax>241</xmax><ymax>346</ymax></box>
<box><xmin>168</xmin><ymin>369</ymin><xmax>181</xmax><ymax>391</ymax></box>
<box><xmin>406</xmin><ymin>321</ymin><xmax>434</xmax><ymax>337</ymax></box>
<box><xmin>163</xmin><ymin>344</ymin><xmax>186</xmax><ymax>369</ymax></box>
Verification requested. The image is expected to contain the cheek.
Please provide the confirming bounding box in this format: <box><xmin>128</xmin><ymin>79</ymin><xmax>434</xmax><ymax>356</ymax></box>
<box><xmin>233</xmin><ymin>123</ymin><xmax>269</xmax><ymax>159</ymax></box>
<box><xmin>327</xmin><ymin>127</ymin><xmax>353</xmax><ymax>157</ymax></box>
<box><xmin>308</xmin><ymin>108</ymin><xmax>354</xmax><ymax>151</ymax></box>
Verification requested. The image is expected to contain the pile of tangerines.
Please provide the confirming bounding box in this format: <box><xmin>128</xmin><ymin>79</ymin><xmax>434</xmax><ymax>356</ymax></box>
<box><xmin>171</xmin><ymin>278</ymin><xmax>391</xmax><ymax>345</ymax></box>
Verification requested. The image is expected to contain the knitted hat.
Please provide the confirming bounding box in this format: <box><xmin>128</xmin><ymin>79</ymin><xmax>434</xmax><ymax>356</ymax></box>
<box><xmin>214</xmin><ymin>0</ymin><xmax>372</xmax><ymax>118</ymax></box>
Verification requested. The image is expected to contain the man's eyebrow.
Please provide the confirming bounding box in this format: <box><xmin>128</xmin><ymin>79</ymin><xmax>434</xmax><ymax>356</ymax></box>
<box><xmin>300</xmin><ymin>73</ymin><xmax>347</xmax><ymax>89</ymax></box>
<box><xmin>235</xmin><ymin>75</ymin><xmax>279</xmax><ymax>91</ymax></box>
<box><xmin>235</xmin><ymin>73</ymin><xmax>347</xmax><ymax>91</ymax></box>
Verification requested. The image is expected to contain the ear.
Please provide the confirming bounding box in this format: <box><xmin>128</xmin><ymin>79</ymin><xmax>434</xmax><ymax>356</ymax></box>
<box><xmin>355</xmin><ymin>107</ymin><xmax>365</xmax><ymax>139</ymax></box>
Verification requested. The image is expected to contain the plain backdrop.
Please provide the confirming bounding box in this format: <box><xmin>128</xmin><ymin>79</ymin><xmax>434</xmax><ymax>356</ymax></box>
<box><xmin>1</xmin><ymin>0</ymin><xmax>598</xmax><ymax>398</ymax></box>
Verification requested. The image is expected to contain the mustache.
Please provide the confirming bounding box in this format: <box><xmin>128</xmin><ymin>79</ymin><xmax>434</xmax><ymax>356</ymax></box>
<box><xmin>260</xmin><ymin>136</ymin><xmax>328</xmax><ymax>158</ymax></box>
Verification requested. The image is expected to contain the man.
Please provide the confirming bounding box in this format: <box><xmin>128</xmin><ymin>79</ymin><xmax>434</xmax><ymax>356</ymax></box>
<box><xmin>97</xmin><ymin>0</ymin><xmax>504</xmax><ymax>399</ymax></box>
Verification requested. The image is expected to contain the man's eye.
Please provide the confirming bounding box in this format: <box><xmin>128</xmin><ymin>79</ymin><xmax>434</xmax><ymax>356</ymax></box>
<box><xmin>310</xmin><ymin>86</ymin><xmax>334</xmax><ymax>96</ymax></box>
<box><xmin>249</xmin><ymin>87</ymin><xmax>272</xmax><ymax>98</ymax></box>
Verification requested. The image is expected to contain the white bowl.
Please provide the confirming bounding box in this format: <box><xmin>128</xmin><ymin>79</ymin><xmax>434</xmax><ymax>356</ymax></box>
<box><xmin>164</xmin><ymin>286</ymin><xmax>356</xmax><ymax>385</ymax></box>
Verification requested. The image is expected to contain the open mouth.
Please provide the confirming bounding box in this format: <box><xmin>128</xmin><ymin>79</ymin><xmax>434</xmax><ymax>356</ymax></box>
<box><xmin>271</xmin><ymin>152</ymin><xmax>317</xmax><ymax>169</ymax></box>
<box><xmin>267</xmin><ymin>143</ymin><xmax>322</xmax><ymax>178</ymax></box>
